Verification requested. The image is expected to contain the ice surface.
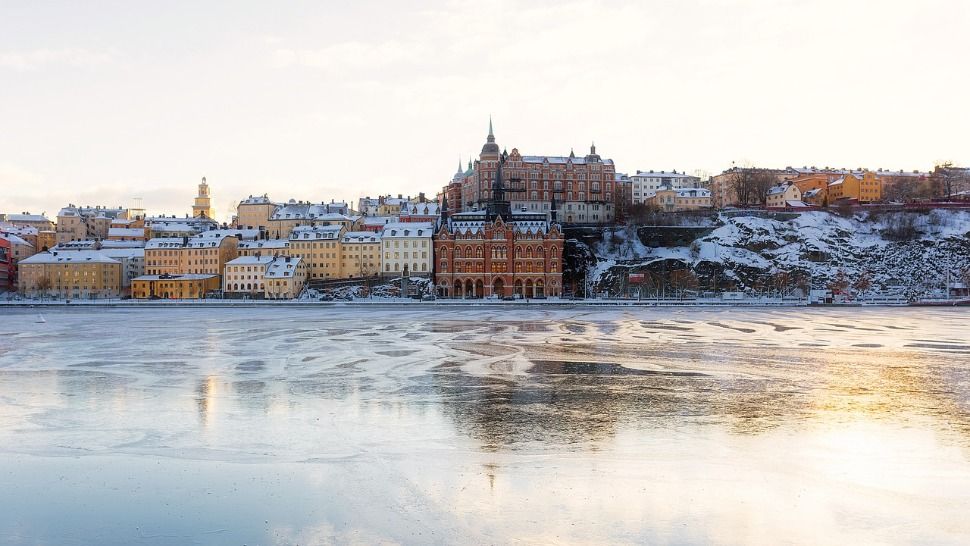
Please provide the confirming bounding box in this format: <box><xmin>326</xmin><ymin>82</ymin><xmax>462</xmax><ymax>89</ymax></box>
<box><xmin>1</xmin><ymin>306</ymin><xmax>969</xmax><ymax>545</ymax></box>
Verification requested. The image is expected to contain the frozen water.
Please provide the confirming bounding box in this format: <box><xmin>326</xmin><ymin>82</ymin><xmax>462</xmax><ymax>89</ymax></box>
<box><xmin>1</xmin><ymin>306</ymin><xmax>969</xmax><ymax>544</ymax></box>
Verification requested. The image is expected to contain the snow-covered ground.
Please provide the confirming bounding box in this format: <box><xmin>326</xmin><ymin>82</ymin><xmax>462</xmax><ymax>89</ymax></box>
<box><xmin>587</xmin><ymin>210</ymin><xmax>970</xmax><ymax>297</ymax></box>
<box><xmin>1</xmin><ymin>306</ymin><xmax>970</xmax><ymax>544</ymax></box>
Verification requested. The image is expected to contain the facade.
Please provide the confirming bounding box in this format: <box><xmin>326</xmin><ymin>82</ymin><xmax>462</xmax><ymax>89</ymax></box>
<box><xmin>399</xmin><ymin>202</ymin><xmax>441</xmax><ymax>224</ymax></box>
<box><xmin>18</xmin><ymin>250</ymin><xmax>122</xmax><ymax>299</ymax></box>
<box><xmin>144</xmin><ymin>235</ymin><xmax>239</xmax><ymax>278</ymax></box>
<box><xmin>645</xmin><ymin>188</ymin><xmax>712</xmax><ymax>212</ymax></box>
<box><xmin>380</xmin><ymin>222</ymin><xmax>434</xmax><ymax>277</ymax></box>
<box><xmin>223</xmin><ymin>255</ymin><xmax>274</xmax><ymax>296</ymax></box>
<box><xmin>829</xmin><ymin>172</ymin><xmax>882</xmax><ymax>203</ymax></box>
<box><xmin>235</xmin><ymin>195</ymin><xmax>279</xmax><ymax>230</ymax></box>
<box><xmin>131</xmin><ymin>274</ymin><xmax>220</xmax><ymax>299</ymax></box>
<box><xmin>288</xmin><ymin>224</ymin><xmax>346</xmax><ymax>280</ymax></box>
<box><xmin>192</xmin><ymin>177</ymin><xmax>215</xmax><ymax>219</ymax></box>
<box><xmin>444</xmin><ymin>122</ymin><xmax>616</xmax><ymax>225</ymax></box>
<box><xmin>434</xmin><ymin>211</ymin><xmax>563</xmax><ymax>298</ymax></box>
<box><xmin>264</xmin><ymin>256</ymin><xmax>308</xmax><ymax>299</ymax></box>
<box><xmin>709</xmin><ymin>168</ymin><xmax>790</xmax><ymax>209</ymax></box>
<box><xmin>4</xmin><ymin>213</ymin><xmax>54</xmax><ymax>231</ymax></box>
<box><xmin>107</xmin><ymin>227</ymin><xmax>147</xmax><ymax>242</ymax></box>
<box><xmin>339</xmin><ymin>231</ymin><xmax>382</xmax><ymax>279</ymax></box>
<box><xmin>0</xmin><ymin>237</ymin><xmax>12</xmax><ymax>291</ymax></box>
<box><xmin>765</xmin><ymin>183</ymin><xmax>803</xmax><ymax>208</ymax></box>
<box><xmin>630</xmin><ymin>170</ymin><xmax>701</xmax><ymax>205</ymax></box>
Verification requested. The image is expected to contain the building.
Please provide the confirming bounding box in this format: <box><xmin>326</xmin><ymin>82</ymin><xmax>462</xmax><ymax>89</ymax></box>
<box><xmin>399</xmin><ymin>202</ymin><xmax>441</xmax><ymax>224</ymax></box>
<box><xmin>828</xmin><ymin>171</ymin><xmax>882</xmax><ymax>203</ymax></box>
<box><xmin>237</xmin><ymin>239</ymin><xmax>290</xmax><ymax>257</ymax></box>
<box><xmin>360</xmin><ymin>216</ymin><xmax>397</xmax><ymax>233</ymax></box>
<box><xmin>630</xmin><ymin>170</ymin><xmax>701</xmax><ymax>205</ymax></box>
<box><xmin>709</xmin><ymin>167</ymin><xmax>790</xmax><ymax>209</ymax></box>
<box><xmin>193</xmin><ymin>177</ymin><xmax>215</xmax><ymax>219</ymax></box>
<box><xmin>107</xmin><ymin>227</ymin><xmax>147</xmax><ymax>243</ymax></box>
<box><xmin>235</xmin><ymin>195</ymin><xmax>279</xmax><ymax>230</ymax></box>
<box><xmin>3</xmin><ymin>213</ymin><xmax>54</xmax><ymax>231</ymax></box>
<box><xmin>765</xmin><ymin>183</ymin><xmax>803</xmax><ymax>209</ymax></box>
<box><xmin>18</xmin><ymin>250</ymin><xmax>122</xmax><ymax>299</ymax></box>
<box><xmin>380</xmin><ymin>222</ymin><xmax>434</xmax><ymax>278</ymax></box>
<box><xmin>288</xmin><ymin>224</ymin><xmax>346</xmax><ymax>280</ymax></box>
<box><xmin>56</xmin><ymin>205</ymin><xmax>127</xmax><ymax>244</ymax></box>
<box><xmin>339</xmin><ymin>231</ymin><xmax>382</xmax><ymax>279</ymax></box>
<box><xmin>644</xmin><ymin>188</ymin><xmax>712</xmax><ymax>212</ymax></box>
<box><xmin>144</xmin><ymin>235</ymin><xmax>239</xmax><ymax>278</ymax></box>
<box><xmin>434</xmin><ymin>210</ymin><xmax>563</xmax><ymax>298</ymax></box>
<box><xmin>0</xmin><ymin>237</ymin><xmax>12</xmax><ymax>291</ymax></box>
<box><xmin>53</xmin><ymin>248</ymin><xmax>144</xmax><ymax>295</ymax></box>
<box><xmin>267</xmin><ymin>200</ymin><xmax>357</xmax><ymax>239</ymax></box>
<box><xmin>444</xmin><ymin>121</ymin><xmax>616</xmax><ymax>224</ymax></box>
<box><xmin>223</xmin><ymin>255</ymin><xmax>275</xmax><ymax>296</ymax></box>
<box><xmin>264</xmin><ymin>256</ymin><xmax>308</xmax><ymax>299</ymax></box>
<box><xmin>146</xmin><ymin>216</ymin><xmax>220</xmax><ymax>238</ymax></box>
<box><xmin>131</xmin><ymin>274</ymin><xmax>220</xmax><ymax>299</ymax></box>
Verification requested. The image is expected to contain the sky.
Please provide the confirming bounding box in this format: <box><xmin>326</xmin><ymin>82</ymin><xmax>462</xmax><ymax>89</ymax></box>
<box><xmin>1</xmin><ymin>0</ymin><xmax>968</xmax><ymax>223</ymax></box>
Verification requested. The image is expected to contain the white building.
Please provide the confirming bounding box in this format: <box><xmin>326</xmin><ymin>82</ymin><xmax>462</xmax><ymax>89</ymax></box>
<box><xmin>631</xmin><ymin>170</ymin><xmax>702</xmax><ymax>205</ymax></box>
<box><xmin>223</xmin><ymin>255</ymin><xmax>274</xmax><ymax>296</ymax></box>
<box><xmin>380</xmin><ymin>222</ymin><xmax>434</xmax><ymax>278</ymax></box>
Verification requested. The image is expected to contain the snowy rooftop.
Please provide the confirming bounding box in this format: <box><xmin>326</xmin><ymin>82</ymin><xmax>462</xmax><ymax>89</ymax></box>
<box><xmin>631</xmin><ymin>171</ymin><xmax>698</xmax><ymax>179</ymax></box>
<box><xmin>108</xmin><ymin>228</ymin><xmax>145</xmax><ymax>238</ymax></box>
<box><xmin>197</xmin><ymin>229</ymin><xmax>260</xmax><ymax>240</ymax></box>
<box><xmin>0</xmin><ymin>233</ymin><xmax>32</xmax><ymax>247</ymax></box>
<box><xmin>381</xmin><ymin>223</ymin><xmax>434</xmax><ymax>238</ymax></box>
<box><xmin>239</xmin><ymin>239</ymin><xmax>289</xmax><ymax>249</ymax></box>
<box><xmin>270</xmin><ymin>202</ymin><xmax>349</xmax><ymax>220</ymax></box>
<box><xmin>134</xmin><ymin>274</ymin><xmax>217</xmax><ymax>281</ymax></box>
<box><xmin>342</xmin><ymin>231</ymin><xmax>382</xmax><ymax>243</ymax></box>
<box><xmin>520</xmin><ymin>155</ymin><xmax>614</xmax><ymax>166</ymax></box>
<box><xmin>290</xmin><ymin>225</ymin><xmax>344</xmax><ymax>240</ymax></box>
<box><xmin>362</xmin><ymin>216</ymin><xmax>397</xmax><ymax>226</ymax></box>
<box><xmin>264</xmin><ymin>257</ymin><xmax>303</xmax><ymax>278</ymax></box>
<box><xmin>239</xmin><ymin>195</ymin><xmax>277</xmax><ymax>205</ymax></box>
<box><xmin>400</xmin><ymin>203</ymin><xmax>441</xmax><ymax>216</ymax></box>
<box><xmin>101</xmin><ymin>240</ymin><xmax>146</xmax><ymax>249</ymax></box>
<box><xmin>226</xmin><ymin>256</ymin><xmax>275</xmax><ymax>266</ymax></box>
<box><xmin>21</xmin><ymin>251</ymin><xmax>119</xmax><ymax>265</ymax></box>
<box><xmin>5</xmin><ymin>214</ymin><xmax>51</xmax><ymax>223</ymax></box>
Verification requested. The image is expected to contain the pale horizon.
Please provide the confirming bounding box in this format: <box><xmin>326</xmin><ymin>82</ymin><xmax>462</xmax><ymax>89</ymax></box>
<box><xmin>2</xmin><ymin>0</ymin><xmax>968</xmax><ymax>223</ymax></box>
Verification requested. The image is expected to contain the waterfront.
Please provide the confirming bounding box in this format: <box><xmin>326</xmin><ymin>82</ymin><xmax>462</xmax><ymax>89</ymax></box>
<box><xmin>1</xmin><ymin>307</ymin><xmax>969</xmax><ymax>545</ymax></box>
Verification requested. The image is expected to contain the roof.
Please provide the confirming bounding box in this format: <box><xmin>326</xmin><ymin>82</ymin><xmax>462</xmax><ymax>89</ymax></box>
<box><xmin>289</xmin><ymin>225</ymin><xmax>344</xmax><ymax>240</ymax></box>
<box><xmin>631</xmin><ymin>171</ymin><xmax>699</xmax><ymax>179</ymax></box>
<box><xmin>197</xmin><ymin>229</ymin><xmax>260</xmax><ymax>240</ymax></box>
<box><xmin>520</xmin><ymin>155</ymin><xmax>614</xmax><ymax>166</ymax></box>
<box><xmin>381</xmin><ymin>222</ymin><xmax>434</xmax><ymax>238</ymax></box>
<box><xmin>5</xmin><ymin>214</ymin><xmax>51</xmax><ymax>223</ymax></box>
<box><xmin>400</xmin><ymin>203</ymin><xmax>441</xmax><ymax>216</ymax></box>
<box><xmin>238</xmin><ymin>239</ymin><xmax>289</xmax><ymax>249</ymax></box>
<box><xmin>270</xmin><ymin>202</ymin><xmax>349</xmax><ymax>220</ymax></box>
<box><xmin>264</xmin><ymin>257</ymin><xmax>303</xmax><ymax>278</ymax></box>
<box><xmin>21</xmin><ymin>250</ymin><xmax>119</xmax><ymax>265</ymax></box>
<box><xmin>239</xmin><ymin>195</ymin><xmax>277</xmax><ymax>205</ymax></box>
<box><xmin>226</xmin><ymin>256</ymin><xmax>275</xmax><ymax>266</ymax></box>
<box><xmin>342</xmin><ymin>231</ymin><xmax>382</xmax><ymax>243</ymax></box>
<box><xmin>133</xmin><ymin>274</ymin><xmax>217</xmax><ymax>281</ymax></box>
<box><xmin>108</xmin><ymin>228</ymin><xmax>145</xmax><ymax>237</ymax></box>
<box><xmin>785</xmin><ymin>200</ymin><xmax>809</xmax><ymax>207</ymax></box>
<box><xmin>145</xmin><ymin>235</ymin><xmax>234</xmax><ymax>249</ymax></box>
<box><xmin>362</xmin><ymin>216</ymin><xmax>397</xmax><ymax>226</ymax></box>
<box><xmin>100</xmin><ymin>240</ymin><xmax>146</xmax><ymax>249</ymax></box>
<box><xmin>767</xmin><ymin>185</ymin><xmax>795</xmax><ymax>196</ymax></box>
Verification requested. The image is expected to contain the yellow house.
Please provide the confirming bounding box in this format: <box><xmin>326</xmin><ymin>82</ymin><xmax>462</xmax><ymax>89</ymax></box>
<box><xmin>144</xmin><ymin>235</ymin><xmax>239</xmax><ymax>278</ymax></box>
<box><xmin>223</xmin><ymin>255</ymin><xmax>274</xmax><ymax>296</ymax></box>
<box><xmin>234</xmin><ymin>195</ymin><xmax>279</xmax><ymax>230</ymax></box>
<box><xmin>645</xmin><ymin>188</ymin><xmax>712</xmax><ymax>212</ymax></box>
<box><xmin>828</xmin><ymin>172</ymin><xmax>883</xmax><ymax>203</ymax></box>
<box><xmin>132</xmin><ymin>274</ymin><xmax>221</xmax><ymax>299</ymax></box>
<box><xmin>18</xmin><ymin>250</ymin><xmax>122</xmax><ymax>299</ymax></box>
<box><xmin>264</xmin><ymin>256</ymin><xmax>308</xmax><ymax>299</ymax></box>
<box><xmin>765</xmin><ymin>183</ymin><xmax>802</xmax><ymax>208</ymax></box>
<box><xmin>339</xmin><ymin>231</ymin><xmax>382</xmax><ymax>279</ymax></box>
<box><xmin>288</xmin><ymin>225</ymin><xmax>346</xmax><ymax>280</ymax></box>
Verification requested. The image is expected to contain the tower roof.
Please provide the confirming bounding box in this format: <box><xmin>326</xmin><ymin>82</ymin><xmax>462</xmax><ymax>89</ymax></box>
<box><xmin>481</xmin><ymin>117</ymin><xmax>499</xmax><ymax>156</ymax></box>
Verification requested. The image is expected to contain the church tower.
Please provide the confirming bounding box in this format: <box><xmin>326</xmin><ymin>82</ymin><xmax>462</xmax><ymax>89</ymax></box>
<box><xmin>193</xmin><ymin>176</ymin><xmax>215</xmax><ymax>219</ymax></box>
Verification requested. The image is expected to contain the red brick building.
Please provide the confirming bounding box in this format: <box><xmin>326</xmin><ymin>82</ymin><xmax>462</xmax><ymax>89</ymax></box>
<box><xmin>434</xmin><ymin>209</ymin><xmax>564</xmax><ymax>299</ymax></box>
<box><xmin>442</xmin><ymin>121</ymin><xmax>616</xmax><ymax>225</ymax></box>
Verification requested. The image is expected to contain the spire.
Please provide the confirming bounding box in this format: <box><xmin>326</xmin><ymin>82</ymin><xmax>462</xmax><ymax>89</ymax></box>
<box><xmin>488</xmin><ymin>116</ymin><xmax>493</xmax><ymax>137</ymax></box>
<box><xmin>456</xmin><ymin>155</ymin><xmax>462</xmax><ymax>175</ymax></box>
<box><xmin>591</xmin><ymin>141</ymin><xmax>596</xmax><ymax>154</ymax></box>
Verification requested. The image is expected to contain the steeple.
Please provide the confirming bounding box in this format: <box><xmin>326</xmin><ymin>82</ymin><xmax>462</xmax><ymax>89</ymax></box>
<box><xmin>480</xmin><ymin>116</ymin><xmax>500</xmax><ymax>158</ymax></box>
<box><xmin>488</xmin><ymin>116</ymin><xmax>494</xmax><ymax>137</ymax></box>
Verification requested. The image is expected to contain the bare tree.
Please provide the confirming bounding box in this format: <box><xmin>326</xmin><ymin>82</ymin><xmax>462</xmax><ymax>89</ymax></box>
<box><xmin>35</xmin><ymin>275</ymin><xmax>52</xmax><ymax>298</ymax></box>
<box><xmin>882</xmin><ymin>176</ymin><xmax>919</xmax><ymax>202</ymax></box>
<box><xmin>932</xmin><ymin>163</ymin><xmax>970</xmax><ymax>199</ymax></box>
<box><xmin>853</xmin><ymin>271</ymin><xmax>872</xmax><ymax>300</ymax></box>
<box><xmin>828</xmin><ymin>269</ymin><xmax>850</xmax><ymax>296</ymax></box>
<box><xmin>731</xmin><ymin>168</ymin><xmax>777</xmax><ymax>207</ymax></box>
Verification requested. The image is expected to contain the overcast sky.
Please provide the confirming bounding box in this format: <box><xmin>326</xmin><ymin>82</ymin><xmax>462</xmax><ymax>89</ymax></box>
<box><xmin>2</xmin><ymin>0</ymin><xmax>967</xmax><ymax>222</ymax></box>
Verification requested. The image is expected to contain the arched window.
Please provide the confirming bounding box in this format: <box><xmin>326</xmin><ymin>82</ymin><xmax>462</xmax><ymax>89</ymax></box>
<box><xmin>551</xmin><ymin>246</ymin><xmax>558</xmax><ymax>258</ymax></box>
<box><xmin>526</xmin><ymin>247</ymin><xmax>533</xmax><ymax>258</ymax></box>
<box><xmin>455</xmin><ymin>247</ymin><xmax>462</xmax><ymax>259</ymax></box>
<box><xmin>476</xmin><ymin>247</ymin><xmax>483</xmax><ymax>258</ymax></box>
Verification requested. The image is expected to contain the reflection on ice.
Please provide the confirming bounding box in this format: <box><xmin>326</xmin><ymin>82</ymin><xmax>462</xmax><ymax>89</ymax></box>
<box><xmin>0</xmin><ymin>306</ymin><xmax>969</xmax><ymax>544</ymax></box>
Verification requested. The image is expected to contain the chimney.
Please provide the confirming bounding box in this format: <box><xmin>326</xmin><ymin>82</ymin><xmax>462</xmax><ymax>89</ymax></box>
<box><xmin>182</xmin><ymin>236</ymin><xmax>188</xmax><ymax>246</ymax></box>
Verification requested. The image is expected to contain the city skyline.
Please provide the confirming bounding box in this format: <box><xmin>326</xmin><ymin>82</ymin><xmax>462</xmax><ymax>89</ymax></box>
<box><xmin>3</xmin><ymin>0</ymin><xmax>969</xmax><ymax>222</ymax></box>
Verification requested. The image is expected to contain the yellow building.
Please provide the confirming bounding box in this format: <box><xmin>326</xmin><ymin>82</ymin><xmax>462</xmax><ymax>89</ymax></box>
<box><xmin>3</xmin><ymin>213</ymin><xmax>54</xmax><ymax>231</ymax></box>
<box><xmin>132</xmin><ymin>274</ymin><xmax>221</xmax><ymax>299</ymax></box>
<box><xmin>56</xmin><ymin>205</ymin><xmax>126</xmax><ymax>244</ymax></box>
<box><xmin>144</xmin><ymin>235</ymin><xmax>239</xmax><ymax>277</ymax></box>
<box><xmin>828</xmin><ymin>172</ymin><xmax>882</xmax><ymax>203</ymax></box>
<box><xmin>339</xmin><ymin>231</ymin><xmax>382</xmax><ymax>279</ymax></box>
<box><xmin>645</xmin><ymin>188</ymin><xmax>712</xmax><ymax>212</ymax></box>
<box><xmin>267</xmin><ymin>201</ymin><xmax>357</xmax><ymax>239</ymax></box>
<box><xmin>234</xmin><ymin>195</ymin><xmax>279</xmax><ymax>230</ymax></box>
<box><xmin>288</xmin><ymin>225</ymin><xmax>346</xmax><ymax>280</ymax></box>
<box><xmin>18</xmin><ymin>250</ymin><xmax>122</xmax><ymax>299</ymax></box>
<box><xmin>192</xmin><ymin>177</ymin><xmax>215</xmax><ymax>219</ymax></box>
<box><xmin>264</xmin><ymin>256</ymin><xmax>308</xmax><ymax>299</ymax></box>
<box><xmin>223</xmin><ymin>255</ymin><xmax>274</xmax><ymax>296</ymax></box>
<box><xmin>765</xmin><ymin>183</ymin><xmax>803</xmax><ymax>208</ymax></box>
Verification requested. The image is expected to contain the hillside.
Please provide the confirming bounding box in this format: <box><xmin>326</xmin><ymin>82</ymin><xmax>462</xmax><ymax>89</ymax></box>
<box><xmin>577</xmin><ymin>210</ymin><xmax>970</xmax><ymax>298</ymax></box>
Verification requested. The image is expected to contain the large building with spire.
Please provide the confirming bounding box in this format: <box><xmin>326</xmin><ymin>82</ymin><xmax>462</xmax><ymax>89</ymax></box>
<box><xmin>441</xmin><ymin>120</ymin><xmax>617</xmax><ymax>225</ymax></box>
